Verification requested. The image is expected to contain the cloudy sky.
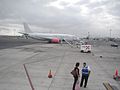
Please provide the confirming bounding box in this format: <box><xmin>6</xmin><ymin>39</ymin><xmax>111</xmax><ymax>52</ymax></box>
<box><xmin>0</xmin><ymin>0</ymin><xmax>120</xmax><ymax>37</ymax></box>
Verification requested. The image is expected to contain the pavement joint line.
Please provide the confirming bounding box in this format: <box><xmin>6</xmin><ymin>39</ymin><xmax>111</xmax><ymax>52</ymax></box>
<box><xmin>48</xmin><ymin>51</ymin><xmax>66</xmax><ymax>90</ymax></box>
<box><xmin>24</xmin><ymin>53</ymin><xmax>74</xmax><ymax>65</ymax></box>
<box><xmin>24</xmin><ymin>55</ymin><xmax>63</xmax><ymax>65</ymax></box>
<box><xmin>19</xmin><ymin>45</ymin><xmax>54</xmax><ymax>64</ymax></box>
<box><xmin>22</xmin><ymin>51</ymin><xmax>69</xmax><ymax>90</ymax></box>
<box><xmin>0</xmin><ymin>53</ymin><xmax>39</xmax><ymax>74</ymax></box>
<box><xmin>93</xmin><ymin>51</ymin><xmax>120</xmax><ymax>88</ymax></box>
<box><xmin>22</xmin><ymin>45</ymin><xmax>62</xmax><ymax>65</ymax></box>
<box><xmin>96</xmin><ymin>58</ymin><xmax>114</xmax><ymax>78</ymax></box>
<box><xmin>23</xmin><ymin>64</ymin><xmax>35</xmax><ymax>90</ymax></box>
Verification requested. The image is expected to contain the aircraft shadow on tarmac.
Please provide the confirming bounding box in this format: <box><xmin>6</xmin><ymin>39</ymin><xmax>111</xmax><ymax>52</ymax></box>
<box><xmin>0</xmin><ymin>36</ymin><xmax>48</xmax><ymax>49</ymax></box>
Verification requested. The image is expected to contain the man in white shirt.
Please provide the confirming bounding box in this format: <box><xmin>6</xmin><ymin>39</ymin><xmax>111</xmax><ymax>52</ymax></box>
<box><xmin>80</xmin><ymin>62</ymin><xmax>91</xmax><ymax>88</ymax></box>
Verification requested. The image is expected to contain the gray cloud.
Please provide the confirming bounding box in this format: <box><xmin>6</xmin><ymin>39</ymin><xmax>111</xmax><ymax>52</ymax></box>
<box><xmin>0</xmin><ymin>0</ymin><xmax>120</xmax><ymax>37</ymax></box>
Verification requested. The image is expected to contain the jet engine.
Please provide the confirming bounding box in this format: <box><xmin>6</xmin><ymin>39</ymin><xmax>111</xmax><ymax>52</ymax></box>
<box><xmin>51</xmin><ymin>38</ymin><xmax>60</xmax><ymax>43</ymax></box>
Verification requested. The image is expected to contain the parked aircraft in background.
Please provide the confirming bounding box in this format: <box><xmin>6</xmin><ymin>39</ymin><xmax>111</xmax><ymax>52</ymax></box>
<box><xmin>19</xmin><ymin>23</ymin><xmax>80</xmax><ymax>43</ymax></box>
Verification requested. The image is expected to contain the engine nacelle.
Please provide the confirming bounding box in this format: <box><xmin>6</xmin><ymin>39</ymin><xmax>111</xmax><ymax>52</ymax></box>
<box><xmin>51</xmin><ymin>38</ymin><xmax>60</xmax><ymax>43</ymax></box>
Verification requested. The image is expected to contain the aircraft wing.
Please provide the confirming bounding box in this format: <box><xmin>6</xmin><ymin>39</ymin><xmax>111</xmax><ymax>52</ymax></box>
<box><xmin>19</xmin><ymin>32</ymin><xmax>51</xmax><ymax>40</ymax></box>
<box><xmin>28</xmin><ymin>35</ymin><xmax>53</xmax><ymax>41</ymax></box>
<box><xmin>19</xmin><ymin>32</ymin><xmax>61</xmax><ymax>43</ymax></box>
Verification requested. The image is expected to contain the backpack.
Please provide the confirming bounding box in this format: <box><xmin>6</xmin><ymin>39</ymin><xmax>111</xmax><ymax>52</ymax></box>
<box><xmin>71</xmin><ymin>69</ymin><xmax>77</xmax><ymax>77</ymax></box>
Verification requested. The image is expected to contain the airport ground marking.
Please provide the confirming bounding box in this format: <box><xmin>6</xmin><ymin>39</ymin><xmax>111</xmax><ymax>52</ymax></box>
<box><xmin>48</xmin><ymin>51</ymin><xmax>66</xmax><ymax>90</ymax></box>
<box><xmin>23</xmin><ymin>64</ymin><xmax>35</xmax><ymax>90</ymax></box>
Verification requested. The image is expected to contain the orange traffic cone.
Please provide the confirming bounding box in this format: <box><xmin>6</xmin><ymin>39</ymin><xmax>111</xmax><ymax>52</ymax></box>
<box><xmin>48</xmin><ymin>70</ymin><xmax>52</xmax><ymax>78</ymax></box>
<box><xmin>113</xmin><ymin>69</ymin><xmax>118</xmax><ymax>79</ymax></box>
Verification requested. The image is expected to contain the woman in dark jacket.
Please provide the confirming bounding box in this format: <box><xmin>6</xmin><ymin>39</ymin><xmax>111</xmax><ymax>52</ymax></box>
<box><xmin>72</xmin><ymin>62</ymin><xmax>80</xmax><ymax>90</ymax></box>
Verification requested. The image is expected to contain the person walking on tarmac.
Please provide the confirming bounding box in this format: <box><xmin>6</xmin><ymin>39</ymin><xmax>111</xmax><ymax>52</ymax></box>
<box><xmin>80</xmin><ymin>62</ymin><xmax>91</xmax><ymax>88</ymax></box>
<box><xmin>72</xmin><ymin>62</ymin><xmax>80</xmax><ymax>90</ymax></box>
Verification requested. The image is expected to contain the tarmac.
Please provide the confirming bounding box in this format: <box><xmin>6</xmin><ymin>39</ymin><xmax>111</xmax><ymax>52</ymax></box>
<box><xmin>0</xmin><ymin>36</ymin><xmax>120</xmax><ymax>90</ymax></box>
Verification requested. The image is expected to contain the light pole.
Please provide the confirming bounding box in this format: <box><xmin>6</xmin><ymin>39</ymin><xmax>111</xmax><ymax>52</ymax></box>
<box><xmin>87</xmin><ymin>32</ymin><xmax>90</xmax><ymax>39</ymax></box>
<box><xmin>110</xmin><ymin>29</ymin><xmax>112</xmax><ymax>39</ymax></box>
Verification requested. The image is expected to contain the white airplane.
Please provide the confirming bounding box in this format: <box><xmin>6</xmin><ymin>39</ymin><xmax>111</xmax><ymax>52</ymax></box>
<box><xmin>19</xmin><ymin>23</ymin><xmax>79</xmax><ymax>43</ymax></box>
